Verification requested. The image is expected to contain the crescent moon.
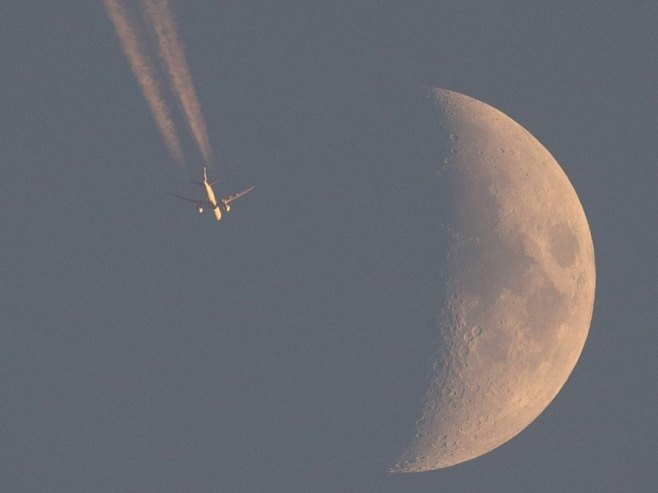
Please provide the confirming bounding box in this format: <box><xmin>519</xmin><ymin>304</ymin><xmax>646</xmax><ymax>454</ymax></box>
<box><xmin>392</xmin><ymin>88</ymin><xmax>596</xmax><ymax>472</ymax></box>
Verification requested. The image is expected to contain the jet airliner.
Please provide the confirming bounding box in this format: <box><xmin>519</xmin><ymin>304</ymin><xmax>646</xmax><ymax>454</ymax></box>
<box><xmin>167</xmin><ymin>167</ymin><xmax>254</xmax><ymax>221</ymax></box>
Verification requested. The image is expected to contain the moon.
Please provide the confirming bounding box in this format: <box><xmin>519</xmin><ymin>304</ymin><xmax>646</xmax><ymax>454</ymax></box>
<box><xmin>391</xmin><ymin>88</ymin><xmax>595</xmax><ymax>472</ymax></box>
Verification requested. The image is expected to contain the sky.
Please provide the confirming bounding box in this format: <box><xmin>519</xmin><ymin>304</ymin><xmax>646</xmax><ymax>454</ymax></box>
<box><xmin>2</xmin><ymin>1</ymin><xmax>656</xmax><ymax>491</ymax></box>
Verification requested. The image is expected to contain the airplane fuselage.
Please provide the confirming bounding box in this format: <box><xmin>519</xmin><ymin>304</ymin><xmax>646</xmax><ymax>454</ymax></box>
<box><xmin>202</xmin><ymin>167</ymin><xmax>222</xmax><ymax>221</ymax></box>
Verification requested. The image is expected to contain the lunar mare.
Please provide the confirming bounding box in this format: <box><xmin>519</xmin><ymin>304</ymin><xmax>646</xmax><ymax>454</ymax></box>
<box><xmin>392</xmin><ymin>89</ymin><xmax>595</xmax><ymax>472</ymax></box>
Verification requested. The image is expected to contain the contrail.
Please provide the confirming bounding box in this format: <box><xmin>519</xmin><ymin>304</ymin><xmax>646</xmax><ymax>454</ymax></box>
<box><xmin>103</xmin><ymin>0</ymin><xmax>185</xmax><ymax>166</ymax></box>
<box><xmin>140</xmin><ymin>0</ymin><xmax>215</xmax><ymax>166</ymax></box>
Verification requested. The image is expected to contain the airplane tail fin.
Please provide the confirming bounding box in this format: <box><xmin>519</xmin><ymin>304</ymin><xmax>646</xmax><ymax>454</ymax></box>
<box><xmin>204</xmin><ymin>166</ymin><xmax>220</xmax><ymax>185</ymax></box>
<box><xmin>190</xmin><ymin>166</ymin><xmax>219</xmax><ymax>186</ymax></box>
<box><xmin>191</xmin><ymin>166</ymin><xmax>211</xmax><ymax>186</ymax></box>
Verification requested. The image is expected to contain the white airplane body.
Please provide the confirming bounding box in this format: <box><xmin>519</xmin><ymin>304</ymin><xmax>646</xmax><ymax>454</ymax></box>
<box><xmin>167</xmin><ymin>167</ymin><xmax>254</xmax><ymax>221</ymax></box>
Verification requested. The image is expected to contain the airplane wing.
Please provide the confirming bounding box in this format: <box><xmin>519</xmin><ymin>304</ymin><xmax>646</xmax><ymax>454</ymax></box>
<box><xmin>222</xmin><ymin>186</ymin><xmax>255</xmax><ymax>205</ymax></box>
<box><xmin>165</xmin><ymin>191</ymin><xmax>207</xmax><ymax>204</ymax></box>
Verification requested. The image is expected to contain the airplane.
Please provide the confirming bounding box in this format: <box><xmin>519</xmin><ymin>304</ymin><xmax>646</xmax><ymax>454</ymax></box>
<box><xmin>166</xmin><ymin>166</ymin><xmax>254</xmax><ymax>221</ymax></box>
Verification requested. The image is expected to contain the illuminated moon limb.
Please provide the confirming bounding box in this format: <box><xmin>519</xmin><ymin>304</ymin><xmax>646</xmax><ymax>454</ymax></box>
<box><xmin>392</xmin><ymin>89</ymin><xmax>595</xmax><ymax>472</ymax></box>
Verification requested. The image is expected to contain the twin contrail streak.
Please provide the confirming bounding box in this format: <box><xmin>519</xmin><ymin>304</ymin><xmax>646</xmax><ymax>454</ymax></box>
<box><xmin>104</xmin><ymin>0</ymin><xmax>215</xmax><ymax>168</ymax></box>
<box><xmin>103</xmin><ymin>0</ymin><xmax>184</xmax><ymax>166</ymax></box>
<box><xmin>140</xmin><ymin>0</ymin><xmax>215</xmax><ymax>166</ymax></box>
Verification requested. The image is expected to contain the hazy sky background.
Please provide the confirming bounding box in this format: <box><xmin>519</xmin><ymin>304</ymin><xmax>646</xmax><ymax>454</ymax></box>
<box><xmin>2</xmin><ymin>2</ymin><xmax>656</xmax><ymax>491</ymax></box>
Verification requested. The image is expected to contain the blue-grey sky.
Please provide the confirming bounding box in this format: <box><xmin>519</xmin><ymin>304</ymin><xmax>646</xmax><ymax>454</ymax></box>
<box><xmin>2</xmin><ymin>2</ymin><xmax>656</xmax><ymax>491</ymax></box>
